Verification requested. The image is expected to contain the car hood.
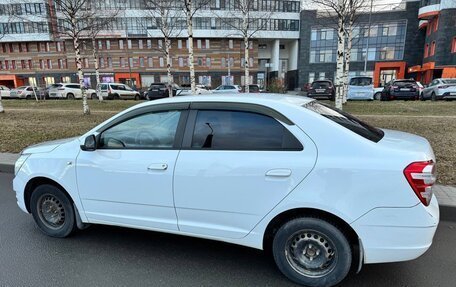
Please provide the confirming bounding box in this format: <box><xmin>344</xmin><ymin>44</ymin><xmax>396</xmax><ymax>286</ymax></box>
<box><xmin>378</xmin><ymin>129</ymin><xmax>435</xmax><ymax>161</ymax></box>
<box><xmin>22</xmin><ymin>137</ymin><xmax>79</xmax><ymax>154</ymax></box>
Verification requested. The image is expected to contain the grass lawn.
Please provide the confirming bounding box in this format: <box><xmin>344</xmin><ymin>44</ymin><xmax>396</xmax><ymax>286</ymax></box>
<box><xmin>1</xmin><ymin>99</ymin><xmax>455</xmax><ymax>185</ymax></box>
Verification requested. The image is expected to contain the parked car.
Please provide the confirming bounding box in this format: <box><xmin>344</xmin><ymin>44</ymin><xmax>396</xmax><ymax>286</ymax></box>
<box><xmin>242</xmin><ymin>84</ymin><xmax>262</xmax><ymax>93</ymax></box>
<box><xmin>9</xmin><ymin>86</ymin><xmax>40</xmax><ymax>99</ymax></box>
<box><xmin>421</xmin><ymin>78</ymin><xmax>456</xmax><ymax>101</ymax></box>
<box><xmin>97</xmin><ymin>83</ymin><xmax>141</xmax><ymax>100</ymax></box>
<box><xmin>48</xmin><ymin>83</ymin><xmax>97</xmax><ymax>100</ymax></box>
<box><xmin>212</xmin><ymin>85</ymin><xmax>242</xmax><ymax>93</ymax></box>
<box><xmin>347</xmin><ymin>77</ymin><xmax>374</xmax><ymax>100</ymax></box>
<box><xmin>0</xmin><ymin>85</ymin><xmax>11</xmax><ymax>98</ymax></box>
<box><xmin>380</xmin><ymin>79</ymin><xmax>420</xmax><ymax>101</ymax></box>
<box><xmin>307</xmin><ymin>80</ymin><xmax>335</xmax><ymax>100</ymax></box>
<box><xmin>14</xmin><ymin>94</ymin><xmax>439</xmax><ymax>287</ymax></box>
<box><xmin>416</xmin><ymin>81</ymin><xmax>425</xmax><ymax>98</ymax></box>
<box><xmin>146</xmin><ymin>83</ymin><xmax>177</xmax><ymax>100</ymax></box>
<box><xmin>373</xmin><ymin>87</ymin><xmax>384</xmax><ymax>100</ymax></box>
<box><xmin>176</xmin><ymin>84</ymin><xmax>212</xmax><ymax>96</ymax></box>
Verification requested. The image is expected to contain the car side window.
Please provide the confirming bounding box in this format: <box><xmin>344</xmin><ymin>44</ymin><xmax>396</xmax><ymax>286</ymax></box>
<box><xmin>99</xmin><ymin>111</ymin><xmax>182</xmax><ymax>149</ymax></box>
<box><xmin>191</xmin><ymin>110</ymin><xmax>303</xmax><ymax>151</ymax></box>
<box><xmin>100</xmin><ymin>84</ymin><xmax>107</xmax><ymax>90</ymax></box>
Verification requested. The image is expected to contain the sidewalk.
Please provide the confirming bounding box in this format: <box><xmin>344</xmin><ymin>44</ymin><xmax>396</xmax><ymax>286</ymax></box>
<box><xmin>0</xmin><ymin>152</ymin><xmax>455</xmax><ymax>220</ymax></box>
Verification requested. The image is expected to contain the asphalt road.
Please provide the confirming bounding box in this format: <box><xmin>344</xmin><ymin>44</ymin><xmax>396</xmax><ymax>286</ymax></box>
<box><xmin>1</xmin><ymin>172</ymin><xmax>455</xmax><ymax>287</ymax></box>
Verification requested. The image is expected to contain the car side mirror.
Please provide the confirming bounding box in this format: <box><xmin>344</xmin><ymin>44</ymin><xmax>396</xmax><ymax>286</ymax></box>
<box><xmin>81</xmin><ymin>135</ymin><xmax>97</xmax><ymax>151</ymax></box>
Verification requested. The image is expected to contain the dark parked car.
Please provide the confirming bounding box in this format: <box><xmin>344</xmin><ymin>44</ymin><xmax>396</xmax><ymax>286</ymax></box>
<box><xmin>242</xmin><ymin>84</ymin><xmax>262</xmax><ymax>93</ymax></box>
<box><xmin>307</xmin><ymin>80</ymin><xmax>335</xmax><ymax>100</ymax></box>
<box><xmin>381</xmin><ymin>79</ymin><xmax>420</xmax><ymax>101</ymax></box>
<box><xmin>146</xmin><ymin>83</ymin><xmax>176</xmax><ymax>100</ymax></box>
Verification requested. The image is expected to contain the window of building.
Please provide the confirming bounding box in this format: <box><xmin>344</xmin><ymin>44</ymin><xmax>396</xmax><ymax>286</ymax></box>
<box><xmin>11</xmin><ymin>60</ymin><xmax>16</xmax><ymax>70</ymax></box>
<box><xmin>139</xmin><ymin>39</ymin><xmax>143</xmax><ymax>49</ymax></box>
<box><xmin>107</xmin><ymin>57</ymin><xmax>112</xmax><ymax>68</ymax></box>
<box><xmin>129</xmin><ymin>57</ymin><xmax>134</xmax><ymax>67</ymax></box>
<box><xmin>46</xmin><ymin>42</ymin><xmax>50</xmax><ymax>52</ymax></box>
<box><xmin>197</xmin><ymin>39</ymin><xmax>202</xmax><ymax>49</ymax></box>
<box><xmin>430</xmin><ymin>41</ymin><xmax>436</xmax><ymax>56</ymax></box>
<box><xmin>148</xmin><ymin>57</ymin><xmax>153</xmax><ymax>67</ymax></box>
<box><xmin>100</xmin><ymin>57</ymin><xmax>105</xmax><ymax>68</ymax></box>
<box><xmin>198</xmin><ymin>57</ymin><xmax>203</xmax><ymax>66</ymax></box>
<box><xmin>221</xmin><ymin>57</ymin><xmax>226</xmax><ymax>67</ymax></box>
<box><xmin>179</xmin><ymin>57</ymin><xmax>184</xmax><ymax>67</ymax></box>
<box><xmin>191</xmin><ymin>110</ymin><xmax>302</xmax><ymax>151</ymax></box>
<box><xmin>158</xmin><ymin>39</ymin><xmax>163</xmax><ymax>49</ymax></box>
<box><xmin>424</xmin><ymin>43</ymin><xmax>429</xmax><ymax>58</ymax></box>
<box><xmin>98</xmin><ymin>40</ymin><xmax>103</xmax><ymax>50</ymax></box>
<box><xmin>309</xmin><ymin>72</ymin><xmax>315</xmax><ymax>84</ymax></box>
<box><xmin>84</xmin><ymin>58</ymin><xmax>89</xmax><ymax>68</ymax></box>
<box><xmin>229</xmin><ymin>39</ymin><xmax>233</xmax><ymax>49</ymax></box>
<box><xmin>43</xmin><ymin>76</ymin><xmax>54</xmax><ymax>86</ymax></box>
<box><xmin>119</xmin><ymin>40</ymin><xmax>124</xmax><ymax>49</ymax></box>
<box><xmin>127</xmin><ymin>40</ymin><xmax>132</xmax><ymax>49</ymax></box>
<box><xmin>452</xmin><ymin>37</ymin><xmax>456</xmax><ymax>53</ymax></box>
<box><xmin>58</xmin><ymin>59</ymin><xmax>63</xmax><ymax>69</ymax></box>
<box><xmin>120</xmin><ymin>57</ymin><xmax>126</xmax><ymax>67</ymax></box>
<box><xmin>433</xmin><ymin>16</ymin><xmax>439</xmax><ymax>32</ymax></box>
<box><xmin>206</xmin><ymin>39</ymin><xmax>210</xmax><ymax>49</ymax></box>
<box><xmin>178</xmin><ymin>39</ymin><xmax>182</xmax><ymax>49</ymax></box>
<box><xmin>21</xmin><ymin>60</ymin><xmax>26</xmax><ymax>69</ymax></box>
<box><xmin>47</xmin><ymin>59</ymin><xmax>52</xmax><ymax>69</ymax></box>
<box><xmin>159</xmin><ymin>57</ymin><xmax>164</xmax><ymax>67</ymax></box>
<box><xmin>147</xmin><ymin>39</ymin><xmax>152</xmax><ymax>49</ymax></box>
<box><xmin>318</xmin><ymin>72</ymin><xmax>325</xmax><ymax>80</ymax></box>
<box><xmin>206</xmin><ymin>57</ymin><xmax>211</xmax><ymax>67</ymax></box>
<box><xmin>28</xmin><ymin>60</ymin><xmax>33</xmax><ymax>69</ymax></box>
<box><xmin>61</xmin><ymin>76</ymin><xmax>71</xmax><ymax>83</ymax></box>
<box><xmin>139</xmin><ymin>57</ymin><xmax>145</xmax><ymax>67</ymax></box>
<box><xmin>106</xmin><ymin>40</ymin><xmax>111</xmax><ymax>50</ymax></box>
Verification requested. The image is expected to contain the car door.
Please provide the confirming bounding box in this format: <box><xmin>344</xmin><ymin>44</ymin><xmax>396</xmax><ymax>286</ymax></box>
<box><xmin>76</xmin><ymin>104</ymin><xmax>189</xmax><ymax>230</ymax></box>
<box><xmin>173</xmin><ymin>105</ymin><xmax>318</xmax><ymax>239</ymax></box>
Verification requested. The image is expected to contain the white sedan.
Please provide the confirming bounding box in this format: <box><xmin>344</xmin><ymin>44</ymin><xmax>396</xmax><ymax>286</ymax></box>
<box><xmin>13</xmin><ymin>94</ymin><xmax>439</xmax><ymax>287</ymax></box>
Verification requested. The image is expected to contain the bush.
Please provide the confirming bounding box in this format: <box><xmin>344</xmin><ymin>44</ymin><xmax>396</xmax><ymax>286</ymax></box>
<box><xmin>267</xmin><ymin>79</ymin><xmax>287</xmax><ymax>94</ymax></box>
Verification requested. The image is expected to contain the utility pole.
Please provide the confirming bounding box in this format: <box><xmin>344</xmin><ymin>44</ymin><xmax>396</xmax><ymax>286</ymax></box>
<box><xmin>363</xmin><ymin>0</ymin><xmax>374</xmax><ymax>74</ymax></box>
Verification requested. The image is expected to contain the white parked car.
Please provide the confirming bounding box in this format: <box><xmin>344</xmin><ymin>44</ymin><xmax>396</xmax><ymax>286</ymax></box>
<box><xmin>0</xmin><ymin>85</ymin><xmax>11</xmax><ymax>98</ymax></box>
<box><xmin>421</xmin><ymin>78</ymin><xmax>456</xmax><ymax>101</ymax></box>
<box><xmin>9</xmin><ymin>86</ymin><xmax>40</xmax><ymax>99</ymax></box>
<box><xmin>347</xmin><ymin>77</ymin><xmax>374</xmax><ymax>100</ymax></box>
<box><xmin>212</xmin><ymin>85</ymin><xmax>242</xmax><ymax>93</ymax></box>
<box><xmin>373</xmin><ymin>87</ymin><xmax>384</xmax><ymax>100</ymax></box>
<box><xmin>13</xmin><ymin>94</ymin><xmax>439</xmax><ymax>287</ymax></box>
<box><xmin>97</xmin><ymin>83</ymin><xmax>141</xmax><ymax>100</ymax></box>
<box><xmin>48</xmin><ymin>83</ymin><xmax>97</xmax><ymax>100</ymax></box>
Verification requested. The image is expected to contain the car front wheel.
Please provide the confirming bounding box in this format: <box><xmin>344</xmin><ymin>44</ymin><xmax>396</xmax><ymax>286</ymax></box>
<box><xmin>272</xmin><ymin>217</ymin><xmax>352</xmax><ymax>287</ymax></box>
<box><xmin>374</xmin><ymin>92</ymin><xmax>382</xmax><ymax>100</ymax></box>
<box><xmin>30</xmin><ymin>184</ymin><xmax>76</xmax><ymax>238</ymax></box>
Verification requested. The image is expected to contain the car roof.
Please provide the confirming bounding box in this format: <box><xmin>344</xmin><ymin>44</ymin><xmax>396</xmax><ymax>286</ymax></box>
<box><xmin>137</xmin><ymin>93</ymin><xmax>314</xmax><ymax>108</ymax></box>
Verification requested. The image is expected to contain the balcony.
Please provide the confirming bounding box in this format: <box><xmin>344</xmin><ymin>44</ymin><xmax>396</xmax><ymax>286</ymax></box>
<box><xmin>419</xmin><ymin>0</ymin><xmax>441</xmax><ymax>19</ymax></box>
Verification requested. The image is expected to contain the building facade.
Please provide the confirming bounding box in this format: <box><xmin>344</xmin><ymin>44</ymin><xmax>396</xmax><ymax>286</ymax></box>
<box><xmin>412</xmin><ymin>0</ymin><xmax>456</xmax><ymax>82</ymax></box>
<box><xmin>299</xmin><ymin>0</ymin><xmax>426</xmax><ymax>88</ymax></box>
<box><xmin>0</xmin><ymin>0</ymin><xmax>301</xmax><ymax>89</ymax></box>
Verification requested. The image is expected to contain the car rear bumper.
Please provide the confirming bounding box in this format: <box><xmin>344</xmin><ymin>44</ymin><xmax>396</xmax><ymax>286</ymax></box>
<box><xmin>307</xmin><ymin>93</ymin><xmax>333</xmax><ymax>99</ymax></box>
<box><xmin>442</xmin><ymin>92</ymin><xmax>456</xmax><ymax>100</ymax></box>
<box><xmin>390</xmin><ymin>92</ymin><xmax>419</xmax><ymax>100</ymax></box>
<box><xmin>351</xmin><ymin>194</ymin><xmax>439</xmax><ymax>264</ymax></box>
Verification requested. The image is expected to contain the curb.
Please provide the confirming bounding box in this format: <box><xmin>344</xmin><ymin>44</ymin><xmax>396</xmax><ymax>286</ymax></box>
<box><xmin>0</xmin><ymin>162</ymin><xmax>455</xmax><ymax>222</ymax></box>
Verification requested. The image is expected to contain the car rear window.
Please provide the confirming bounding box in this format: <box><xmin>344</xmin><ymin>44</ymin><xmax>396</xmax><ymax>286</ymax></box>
<box><xmin>394</xmin><ymin>81</ymin><xmax>416</xmax><ymax>87</ymax></box>
<box><xmin>304</xmin><ymin>101</ymin><xmax>384</xmax><ymax>143</ymax></box>
<box><xmin>312</xmin><ymin>82</ymin><xmax>330</xmax><ymax>89</ymax></box>
<box><xmin>349</xmin><ymin>77</ymin><xmax>372</xmax><ymax>86</ymax></box>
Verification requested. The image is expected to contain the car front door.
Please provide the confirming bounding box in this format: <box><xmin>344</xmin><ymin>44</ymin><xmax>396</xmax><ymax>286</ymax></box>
<box><xmin>173</xmin><ymin>106</ymin><xmax>318</xmax><ymax>239</ymax></box>
<box><xmin>76</xmin><ymin>104</ymin><xmax>189</xmax><ymax>230</ymax></box>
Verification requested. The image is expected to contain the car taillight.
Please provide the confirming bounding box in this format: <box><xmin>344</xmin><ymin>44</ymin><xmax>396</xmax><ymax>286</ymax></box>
<box><xmin>404</xmin><ymin>161</ymin><xmax>436</xmax><ymax>206</ymax></box>
<box><xmin>437</xmin><ymin>85</ymin><xmax>449</xmax><ymax>89</ymax></box>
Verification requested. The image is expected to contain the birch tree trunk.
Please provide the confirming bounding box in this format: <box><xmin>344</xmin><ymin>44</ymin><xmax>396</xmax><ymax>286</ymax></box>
<box><xmin>343</xmin><ymin>24</ymin><xmax>353</xmax><ymax>104</ymax></box>
<box><xmin>335</xmin><ymin>3</ymin><xmax>345</xmax><ymax>110</ymax></box>
<box><xmin>74</xmin><ymin>36</ymin><xmax>90</xmax><ymax>115</ymax></box>
<box><xmin>244</xmin><ymin>36</ymin><xmax>250</xmax><ymax>93</ymax></box>
<box><xmin>91</xmin><ymin>38</ymin><xmax>103</xmax><ymax>101</ymax></box>
<box><xmin>166</xmin><ymin>38</ymin><xmax>173</xmax><ymax>97</ymax></box>
<box><xmin>186</xmin><ymin>1</ymin><xmax>196</xmax><ymax>94</ymax></box>
<box><xmin>0</xmin><ymin>91</ymin><xmax>4</xmax><ymax>113</ymax></box>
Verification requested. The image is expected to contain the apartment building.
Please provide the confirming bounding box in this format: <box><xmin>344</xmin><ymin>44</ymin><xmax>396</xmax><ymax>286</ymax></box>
<box><xmin>0</xmin><ymin>0</ymin><xmax>301</xmax><ymax>89</ymax></box>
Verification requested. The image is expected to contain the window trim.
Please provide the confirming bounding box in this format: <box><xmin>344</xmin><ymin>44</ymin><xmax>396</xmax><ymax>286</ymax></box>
<box><xmin>95</xmin><ymin>103</ymin><xmax>190</xmax><ymax>150</ymax></box>
<box><xmin>181</xmin><ymin>108</ymin><xmax>303</xmax><ymax>151</ymax></box>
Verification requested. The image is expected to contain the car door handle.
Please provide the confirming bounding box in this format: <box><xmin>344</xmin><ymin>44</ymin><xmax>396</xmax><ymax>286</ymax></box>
<box><xmin>147</xmin><ymin>163</ymin><xmax>168</xmax><ymax>171</ymax></box>
<box><xmin>265</xmin><ymin>169</ymin><xmax>292</xmax><ymax>178</ymax></box>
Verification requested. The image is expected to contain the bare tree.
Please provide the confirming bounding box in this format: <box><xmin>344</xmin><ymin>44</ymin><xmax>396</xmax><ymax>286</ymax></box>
<box><xmin>143</xmin><ymin>0</ymin><xmax>184</xmax><ymax>97</ymax></box>
<box><xmin>86</xmin><ymin>9</ymin><xmax>120</xmax><ymax>101</ymax></box>
<box><xmin>182</xmin><ymin>0</ymin><xmax>211</xmax><ymax>94</ymax></box>
<box><xmin>216</xmin><ymin>1</ymin><xmax>273</xmax><ymax>93</ymax></box>
<box><xmin>54</xmin><ymin>0</ymin><xmax>103</xmax><ymax>115</ymax></box>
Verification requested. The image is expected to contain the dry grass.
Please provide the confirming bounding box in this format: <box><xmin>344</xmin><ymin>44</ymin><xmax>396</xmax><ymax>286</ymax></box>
<box><xmin>0</xmin><ymin>99</ymin><xmax>455</xmax><ymax>185</ymax></box>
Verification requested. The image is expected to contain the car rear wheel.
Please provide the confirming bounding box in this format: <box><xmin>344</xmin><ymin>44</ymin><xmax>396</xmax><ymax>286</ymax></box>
<box><xmin>374</xmin><ymin>92</ymin><xmax>382</xmax><ymax>100</ymax></box>
<box><xmin>134</xmin><ymin>94</ymin><xmax>140</xmax><ymax>101</ymax></box>
<box><xmin>273</xmin><ymin>217</ymin><xmax>352</xmax><ymax>287</ymax></box>
<box><xmin>66</xmin><ymin>93</ymin><xmax>75</xmax><ymax>100</ymax></box>
<box><xmin>431</xmin><ymin>92</ymin><xmax>437</xmax><ymax>101</ymax></box>
<box><xmin>30</xmin><ymin>184</ymin><xmax>76</xmax><ymax>238</ymax></box>
<box><xmin>91</xmin><ymin>93</ymin><xmax>98</xmax><ymax>100</ymax></box>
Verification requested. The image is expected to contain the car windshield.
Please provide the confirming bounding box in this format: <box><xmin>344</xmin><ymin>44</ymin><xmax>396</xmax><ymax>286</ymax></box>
<box><xmin>349</xmin><ymin>77</ymin><xmax>372</xmax><ymax>86</ymax></box>
<box><xmin>304</xmin><ymin>101</ymin><xmax>384</xmax><ymax>143</ymax></box>
<box><xmin>442</xmin><ymin>79</ymin><xmax>456</xmax><ymax>84</ymax></box>
<box><xmin>312</xmin><ymin>82</ymin><xmax>330</xmax><ymax>89</ymax></box>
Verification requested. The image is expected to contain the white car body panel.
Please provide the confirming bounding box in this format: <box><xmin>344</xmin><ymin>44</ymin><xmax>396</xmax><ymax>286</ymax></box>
<box><xmin>0</xmin><ymin>85</ymin><xmax>11</xmax><ymax>98</ymax></box>
<box><xmin>13</xmin><ymin>94</ymin><xmax>439</xmax><ymax>265</ymax></box>
<box><xmin>347</xmin><ymin>85</ymin><xmax>374</xmax><ymax>100</ymax></box>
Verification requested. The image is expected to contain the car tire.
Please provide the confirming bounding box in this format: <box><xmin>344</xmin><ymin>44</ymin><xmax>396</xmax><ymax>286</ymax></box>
<box><xmin>113</xmin><ymin>94</ymin><xmax>120</xmax><ymax>100</ymax></box>
<box><xmin>134</xmin><ymin>94</ymin><xmax>140</xmax><ymax>101</ymax></box>
<box><xmin>91</xmin><ymin>93</ymin><xmax>98</xmax><ymax>100</ymax></box>
<box><xmin>419</xmin><ymin>93</ymin><xmax>425</xmax><ymax>101</ymax></box>
<box><xmin>374</xmin><ymin>92</ymin><xmax>382</xmax><ymax>101</ymax></box>
<box><xmin>66</xmin><ymin>93</ymin><xmax>75</xmax><ymax>100</ymax></box>
<box><xmin>431</xmin><ymin>92</ymin><xmax>437</xmax><ymax>101</ymax></box>
<box><xmin>30</xmin><ymin>184</ymin><xmax>77</xmax><ymax>238</ymax></box>
<box><xmin>272</xmin><ymin>217</ymin><xmax>352</xmax><ymax>287</ymax></box>
<box><xmin>26</xmin><ymin>95</ymin><xmax>32</xmax><ymax>100</ymax></box>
